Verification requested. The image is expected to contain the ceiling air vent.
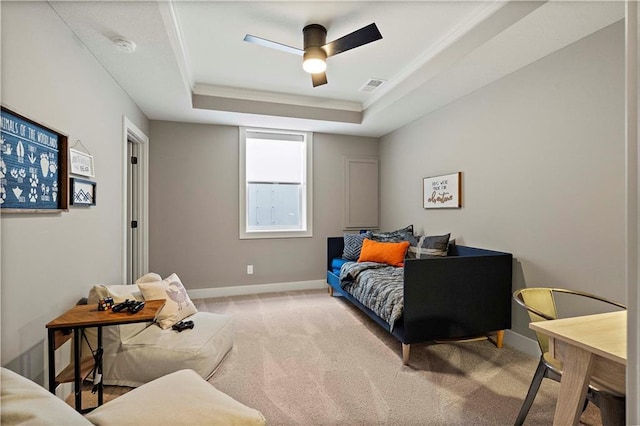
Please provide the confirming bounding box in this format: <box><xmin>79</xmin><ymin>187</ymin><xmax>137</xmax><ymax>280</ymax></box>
<box><xmin>359</xmin><ymin>78</ymin><xmax>386</xmax><ymax>93</ymax></box>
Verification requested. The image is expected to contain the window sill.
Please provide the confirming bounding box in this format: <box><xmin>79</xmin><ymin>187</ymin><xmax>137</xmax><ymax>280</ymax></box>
<box><xmin>239</xmin><ymin>229</ymin><xmax>312</xmax><ymax>240</ymax></box>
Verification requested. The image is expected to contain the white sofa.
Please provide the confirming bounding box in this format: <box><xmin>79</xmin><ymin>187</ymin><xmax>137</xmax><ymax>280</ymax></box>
<box><xmin>1</xmin><ymin>367</ymin><xmax>266</xmax><ymax>426</ymax></box>
<box><xmin>83</xmin><ymin>283</ymin><xmax>234</xmax><ymax>387</ymax></box>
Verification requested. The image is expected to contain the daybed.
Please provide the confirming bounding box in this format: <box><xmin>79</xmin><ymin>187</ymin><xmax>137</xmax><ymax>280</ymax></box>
<box><xmin>1</xmin><ymin>367</ymin><xmax>266</xmax><ymax>426</ymax></box>
<box><xmin>80</xmin><ymin>274</ymin><xmax>234</xmax><ymax>387</ymax></box>
<box><xmin>326</xmin><ymin>234</ymin><xmax>513</xmax><ymax>364</ymax></box>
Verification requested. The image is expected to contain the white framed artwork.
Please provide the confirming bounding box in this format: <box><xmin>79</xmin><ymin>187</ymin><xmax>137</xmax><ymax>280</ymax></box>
<box><xmin>70</xmin><ymin>148</ymin><xmax>95</xmax><ymax>177</ymax></box>
<box><xmin>423</xmin><ymin>172</ymin><xmax>462</xmax><ymax>209</ymax></box>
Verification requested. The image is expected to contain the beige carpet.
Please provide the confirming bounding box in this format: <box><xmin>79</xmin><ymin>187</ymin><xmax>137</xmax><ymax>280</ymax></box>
<box><xmin>69</xmin><ymin>289</ymin><xmax>601</xmax><ymax>425</ymax></box>
<box><xmin>204</xmin><ymin>289</ymin><xmax>601</xmax><ymax>426</ymax></box>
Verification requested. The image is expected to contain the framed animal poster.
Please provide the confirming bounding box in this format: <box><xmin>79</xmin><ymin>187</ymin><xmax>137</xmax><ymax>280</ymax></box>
<box><xmin>1</xmin><ymin>107</ymin><xmax>69</xmax><ymax>213</ymax></box>
<box><xmin>423</xmin><ymin>172</ymin><xmax>462</xmax><ymax>209</ymax></box>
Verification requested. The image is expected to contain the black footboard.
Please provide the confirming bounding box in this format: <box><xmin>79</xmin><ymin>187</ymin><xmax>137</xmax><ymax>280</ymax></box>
<box><xmin>402</xmin><ymin>246</ymin><xmax>512</xmax><ymax>343</ymax></box>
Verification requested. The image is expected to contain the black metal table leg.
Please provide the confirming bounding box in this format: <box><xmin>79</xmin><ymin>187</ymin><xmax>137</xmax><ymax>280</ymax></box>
<box><xmin>97</xmin><ymin>326</ymin><xmax>103</xmax><ymax>406</ymax></box>
<box><xmin>47</xmin><ymin>328</ymin><xmax>56</xmax><ymax>394</ymax></box>
<box><xmin>73</xmin><ymin>328</ymin><xmax>81</xmax><ymax>412</ymax></box>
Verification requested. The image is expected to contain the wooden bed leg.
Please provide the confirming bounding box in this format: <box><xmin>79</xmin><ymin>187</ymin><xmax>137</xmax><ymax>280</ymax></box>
<box><xmin>328</xmin><ymin>285</ymin><xmax>333</xmax><ymax>297</ymax></box>
<box><xmin>402</xmin><ymin>343</ymin><xmax>410</xmax><ymax>365</ymax></box>
<box><xmin>494</xmin><ymin>330</ymin><xmax>504</xmax><ymax>349</ymax></box>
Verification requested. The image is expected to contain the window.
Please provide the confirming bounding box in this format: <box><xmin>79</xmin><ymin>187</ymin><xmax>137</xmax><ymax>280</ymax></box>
<box><xmin>239</xmin><ymin>127</ymin><xmax>313</xmax><ymax>239</ymax></box>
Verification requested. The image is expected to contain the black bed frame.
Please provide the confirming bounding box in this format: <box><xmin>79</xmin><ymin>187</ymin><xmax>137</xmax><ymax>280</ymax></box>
<box><xmin>326</xmin><ymin>237</ymin><xmax>513</xmax><ymax>364</ymax></box>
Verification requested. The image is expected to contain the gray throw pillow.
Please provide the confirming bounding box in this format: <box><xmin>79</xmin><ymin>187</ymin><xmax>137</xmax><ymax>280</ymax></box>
<box><xmin>342</xmin><ymin>232</ymin><xmax>372</xmax><ymax>261</ymax></box>
<box><xmin>370</xmin><ymin>225</ymin><xmax>414</xmax><ymax>243</ymax></box>
<box><xmin>407</xmin><ymin>233</ymin><xmax>451</xmax><ymax>258</ymax></box>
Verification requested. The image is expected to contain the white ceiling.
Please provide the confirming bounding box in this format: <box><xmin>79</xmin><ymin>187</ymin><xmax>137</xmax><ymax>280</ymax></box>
<box><xmin>49</xmin><ymin>1</ymin><xmax>624</xmax><ymax>138</ymax></box>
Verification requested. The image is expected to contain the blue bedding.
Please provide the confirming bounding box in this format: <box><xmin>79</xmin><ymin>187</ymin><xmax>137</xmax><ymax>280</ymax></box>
<box><xmin>330</xmin><ymin>257</ymin><xmax>349</xmax><ymax>275</ymax></box>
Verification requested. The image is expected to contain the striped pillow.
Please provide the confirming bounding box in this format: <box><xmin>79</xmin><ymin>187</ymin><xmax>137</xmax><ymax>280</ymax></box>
<box><xmin>408</xmin><ymin>233</ymin><xmax>450</xmax><ymax>258</ymax></box>
<box><xmin>342</xmin><ymin>232</ymin><xmax>372</xmax><ymax>261</ymax></box>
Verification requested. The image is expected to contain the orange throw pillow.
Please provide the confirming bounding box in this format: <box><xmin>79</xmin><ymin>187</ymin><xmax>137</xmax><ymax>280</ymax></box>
<box><xmin>357</xmin><ymin>238</ymin><xmax>410</xmax><ymax>267</ymax></box>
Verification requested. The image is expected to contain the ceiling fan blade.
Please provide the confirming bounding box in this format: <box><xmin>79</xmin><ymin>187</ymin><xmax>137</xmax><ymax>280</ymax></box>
<box><xmin>243</xmin><ymin>34</ymin><xmax>304</xmax><ymax>56</ymax></box>
<box><xmin>311</xmin><ymin>72</ymin><xmax>327</xmax><ymax>87</ymax></box>
<box><xmin>323</xmin><ymin>23</ymin><xmax>382</xmax><ymax>57</ymax></box>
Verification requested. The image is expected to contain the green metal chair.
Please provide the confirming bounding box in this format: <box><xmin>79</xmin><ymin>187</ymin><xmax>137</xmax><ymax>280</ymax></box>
<box><xmin>512</xmin><ymin>287</ymin><xmax>626</xmax><ymax>426</ymax></box>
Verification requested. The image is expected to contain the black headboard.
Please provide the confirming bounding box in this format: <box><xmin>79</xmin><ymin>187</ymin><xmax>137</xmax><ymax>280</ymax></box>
<box><xmin>327</xmin><ymin>237</ymin><xmax>345</xmax><ymax>270</ymax></box>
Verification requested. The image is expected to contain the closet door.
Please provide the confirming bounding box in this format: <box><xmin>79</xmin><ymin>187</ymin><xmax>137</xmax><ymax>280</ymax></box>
<box><xmin>344</xmin><ymin>157</ymin><xmax>378</xmax><ymax>230</ymax></box>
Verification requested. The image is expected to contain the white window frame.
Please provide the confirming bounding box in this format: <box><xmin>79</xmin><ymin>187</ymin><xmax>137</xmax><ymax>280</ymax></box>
<box><xmin>239</xmin><ymin>127</ymin><xmax>313</xmax><ymax>239</ymax></box>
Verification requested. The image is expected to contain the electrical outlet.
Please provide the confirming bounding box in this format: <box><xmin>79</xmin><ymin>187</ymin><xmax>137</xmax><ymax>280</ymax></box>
<box><xmin>247</xmin><ymin>265</ymin><xmax>253</xmax><ymax>275</ymax></box>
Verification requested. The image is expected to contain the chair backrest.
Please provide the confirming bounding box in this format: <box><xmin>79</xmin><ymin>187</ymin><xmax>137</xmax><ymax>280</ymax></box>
<box><xmin>513</xmin><ymin>287</ymin><xmax>626</xmax><ymax>356</ymax></box>
<box><xmin>515</xmin><ymin>288</ymin><xmax>558</xmax><ymax>354</ymax></box>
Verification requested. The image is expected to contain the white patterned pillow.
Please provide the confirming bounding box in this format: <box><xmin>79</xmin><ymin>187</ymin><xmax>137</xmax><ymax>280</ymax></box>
<box><xmin>408</xmin><ymin>233</ymin><xmax>451</xmax><ymax>258</ymax></box>
<box><xmin>138</xmin><ymin>273</ymin><xmax>198</xmax><ymax>329</ymax></box>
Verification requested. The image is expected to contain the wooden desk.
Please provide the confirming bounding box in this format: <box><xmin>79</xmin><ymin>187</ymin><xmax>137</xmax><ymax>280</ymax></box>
<box><xmin>46</xmin><ymin>299</ymin><xmax>165</xmax><ymax>412</ymax></box>
<box><xmin>530</xmin><ymin>311</ymin><xmax>626</xmax><ymax>425</ymax></box>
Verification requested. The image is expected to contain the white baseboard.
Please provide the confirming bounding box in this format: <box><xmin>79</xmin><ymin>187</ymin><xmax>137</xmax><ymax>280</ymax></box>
<box><xmin>503</xmin><ymin>329</ymin><xmax>540</xmax><ymax>358</ymax></box>
<box><xmin>56</xmin><ymin>382</ymin><xmax>72</xmax><ymax>401</ymax></box>
<box><xmin>187</xmin><ymin>279</ymin><xmax>327</xmax><ymax>299</ymax></box>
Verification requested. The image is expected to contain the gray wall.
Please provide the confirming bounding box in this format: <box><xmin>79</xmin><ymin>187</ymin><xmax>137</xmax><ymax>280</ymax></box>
<box><xmin>148</xmin><ymin>121</ymin><xmax>378</xmax><ymax>288</ymax></box>
<box><xmin>0</xmin><ymin>2</ymin><xmax>148</xmax><ymax>382</ymax></box>
<box><xmin>379</xmin><ymin>21</ymin><xmax>626</xmax><ymax>339</ymax></box>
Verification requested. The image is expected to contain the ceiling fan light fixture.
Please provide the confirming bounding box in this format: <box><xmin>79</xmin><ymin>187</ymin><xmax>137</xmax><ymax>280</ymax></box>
<box><xmin>245</xmin><ymin>22</ymin><xmax>381</xmax><ymax>87</ymax></box>
<box><xmin>303</xmin><ymin>47</ymin><xmax>327</xmax><ymax>74</ymax></box>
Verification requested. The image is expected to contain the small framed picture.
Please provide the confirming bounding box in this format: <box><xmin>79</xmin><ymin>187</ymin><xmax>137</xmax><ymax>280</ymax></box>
<box><xmin>70</xmin><ymin>148</ymin><xmax>95</xmax><ymax>177</ymax></box>
<box><xmin>70</xmin><ymin>178</ymin><xmax>96</xmax><ymax>206</ymax></box>
<box><xmin>423</xmin><ymin>172</ymin><xmax>462</xmax><ymax>209</ymax></box>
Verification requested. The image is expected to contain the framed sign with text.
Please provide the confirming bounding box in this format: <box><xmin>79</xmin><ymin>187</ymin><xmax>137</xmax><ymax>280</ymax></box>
<box><xmin>1</xmin><ymin>107</ymin><xmax>68</xmax><ymax>213</ymax></box>
<box><xmin>70</xmin><ymin>148</ymin><xmax>95</xmax><ymax>177</ymax></box>
<box><xmin>423</xmin><ymin>172</ymin><xmax>462</xmax><ymax>209</ymax></box>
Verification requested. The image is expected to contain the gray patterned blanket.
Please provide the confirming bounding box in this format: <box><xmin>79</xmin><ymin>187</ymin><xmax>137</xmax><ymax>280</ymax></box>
<box><xmin>339</xmin><ymin>262</ymin><xmax>404</xmax><ymax>330</ymax></box>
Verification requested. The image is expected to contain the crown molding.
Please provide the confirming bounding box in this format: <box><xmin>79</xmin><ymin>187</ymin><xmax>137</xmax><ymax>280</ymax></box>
<box><xmin>194</xmin><ymin>83</ymin><xmax>362</xmax><ymax>111</ymax></box>
<box><xmin>158</xmin><ymin>0</ymin><xmax>194</xmax><ymax>99</ymax></box>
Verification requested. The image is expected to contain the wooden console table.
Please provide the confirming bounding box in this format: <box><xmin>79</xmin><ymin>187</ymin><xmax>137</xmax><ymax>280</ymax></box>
<box><xmin>46</xmin><ymin>299</ymin><xmax>165</xmax><ymax>412</ymax></box>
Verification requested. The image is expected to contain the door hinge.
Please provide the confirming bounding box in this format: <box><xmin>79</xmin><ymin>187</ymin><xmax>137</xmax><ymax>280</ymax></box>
<box><xmin>130</xmin><ymin>156</ymin><xmax>138</xmax><ymax>165</ymax></box>
<box><xmin>131</xmin><ymin>220</ymin><xmax>138</xmax><ymax>229</ymax></box>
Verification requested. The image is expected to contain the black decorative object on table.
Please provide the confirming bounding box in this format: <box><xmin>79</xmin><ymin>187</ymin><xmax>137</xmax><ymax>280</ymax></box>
<box><xmin>112</xmin><ymin>299</ymin><xmax>145</xmax><ymax>314</ymax></box>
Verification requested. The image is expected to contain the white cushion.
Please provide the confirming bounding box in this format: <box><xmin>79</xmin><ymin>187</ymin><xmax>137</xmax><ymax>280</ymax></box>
<box><xmin>0</xmin><ymin>367</ymin><xmax>90</xmax><ymax>425</ymax></box>
<box><xmin>98</xmin><ymin>311</ymin><xmax>234</xmax><ymax>387</ymax></box>
<box><xmin>83</xmin><ymin>283</ymin><xmax>234</xmax><ymax>387</ymax></box>
<box><xmin>135</xmin><ymin>272</ymin><xmax>161</xmax><ymax>284</ymax></box>
<box><xmin>85</xmin><ymin>369</ymin><xmax>265</xmax><ymax>426</ymax></box>
<box><xmin>0</xmin><ymin>367</ymin><xmax>264</xmax><ymax>426</ymax></box>
<box><xmin>138</xmin><ymin>273</ymin><xmax>198</xmax><ymax>329</ymax></box>
<box><xmin>88</xmin><ymin>284</ymin><xmax>144</xmax><ymax>303</ymax></box>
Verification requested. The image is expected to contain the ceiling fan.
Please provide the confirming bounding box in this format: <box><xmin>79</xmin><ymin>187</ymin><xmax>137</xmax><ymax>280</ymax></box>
<box><xmin>243</xmin><ymin>23</ymin><xmax>382</xmax><ymax>87</ymax></box>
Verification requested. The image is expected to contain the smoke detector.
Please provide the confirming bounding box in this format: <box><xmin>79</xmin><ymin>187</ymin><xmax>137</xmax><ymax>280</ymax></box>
<box><xmin>111</xmin><ymin>36</ymin><xmax>136</xmax><ymax>53</ymax></box>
